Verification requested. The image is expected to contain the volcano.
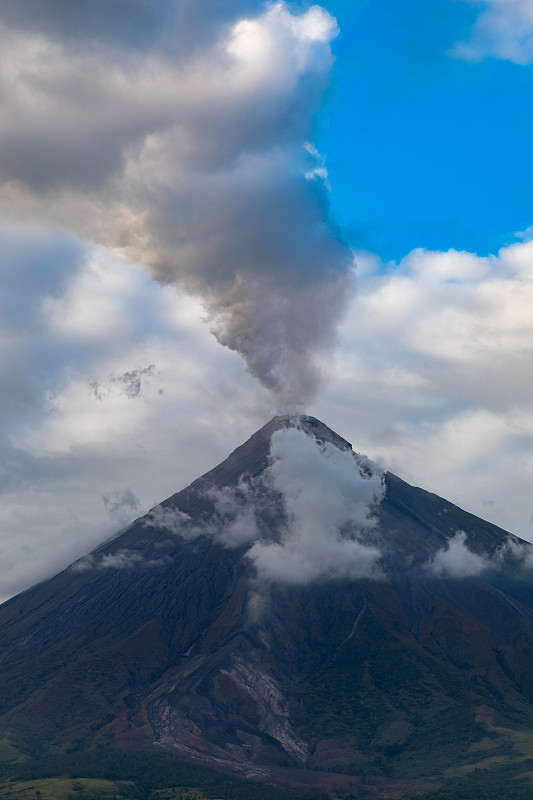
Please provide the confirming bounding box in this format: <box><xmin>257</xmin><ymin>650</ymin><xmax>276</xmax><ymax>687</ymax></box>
<box><xmin>2</xmin><ymin>415</ymin><xmax>533</xmax><ymax>792</ymax></box>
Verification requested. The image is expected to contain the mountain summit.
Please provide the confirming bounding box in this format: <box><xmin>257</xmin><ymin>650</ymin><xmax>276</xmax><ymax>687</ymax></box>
<box><xmin>1</xmin><ymin>416</ymin><xmax>533</xmax><ymax>789</ymax></box>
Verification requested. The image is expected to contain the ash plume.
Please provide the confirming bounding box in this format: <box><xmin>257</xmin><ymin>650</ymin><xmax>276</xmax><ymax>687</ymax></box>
<box><xmin>0</xmin><ymin>1</ymin><xmax>354</xmax><ymax>408</ymax></box>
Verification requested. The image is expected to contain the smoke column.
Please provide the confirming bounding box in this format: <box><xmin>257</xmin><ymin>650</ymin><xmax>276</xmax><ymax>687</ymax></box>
<box><xmin>0</xmin><ymin>1</ymin><xmax>354</xmax><ymax>408</ymax></box>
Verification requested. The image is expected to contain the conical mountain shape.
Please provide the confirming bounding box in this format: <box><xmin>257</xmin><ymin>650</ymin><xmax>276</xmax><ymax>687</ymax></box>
<box><xmin>1</xmin><ymin>415</ymin><xmax>533</xmax><ymax>790</ymax></box>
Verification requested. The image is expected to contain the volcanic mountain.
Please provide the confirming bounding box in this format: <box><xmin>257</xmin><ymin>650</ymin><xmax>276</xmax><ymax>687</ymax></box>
<box><xmin>2</xmin><ymin>415</ymin><xmax>533</xmax><ymax>790</ymax></box>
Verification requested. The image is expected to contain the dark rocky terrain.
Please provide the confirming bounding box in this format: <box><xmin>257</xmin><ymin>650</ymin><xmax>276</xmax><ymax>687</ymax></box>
<box><xmin>2</xmin><ymin>415</ymin><xmax>533</xmax><ymax>794</ymax></box>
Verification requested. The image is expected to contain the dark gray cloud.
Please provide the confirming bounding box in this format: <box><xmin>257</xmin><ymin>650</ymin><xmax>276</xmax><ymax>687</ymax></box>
<box><xmin>0</xmin><ymin>1</ymin><xmax>264</xmax><ymax>52</ymax></box>
<box><xmin>0</xmin><ymin>0</ymin><xmax>179</xmax><ymax>47</ymax></box>
<box><xmin>0</xmin><ymin>1</ymin><xmax>353</xmax><ymax>408</ymax></box>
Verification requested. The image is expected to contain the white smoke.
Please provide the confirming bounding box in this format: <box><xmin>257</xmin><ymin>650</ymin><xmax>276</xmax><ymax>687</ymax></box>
<box><xmin>426</xmin><ymin>530</ymin><xmax>490</xmax><ymax>578</ymax></box>
<box><xmin>145</xmin><ymin>482</ymin><xmax>260</xmax><ymax>546</ymax></box>
<box><xmin>497</xmin><ymin>537</ymin><xmax>533</xmax><ymax>569</ymax></box>
<box><xmin>247</xmin><ymin>426</ymin><xmax>385</xmax><ymax>583</ymax></box>
<box><xmin>71</xmin><ymin>548</ymin><xmax>164</xmax><ymax>571</ymax></box>
<box><xmin>0</xmin><ymin>2</ymin><xmax>353</xmax><ymax>408</ymax></box>
<box><xmin>144</xmin><ymin>505</ymin><xmax>201</xmax><ymax>538</ymax></box>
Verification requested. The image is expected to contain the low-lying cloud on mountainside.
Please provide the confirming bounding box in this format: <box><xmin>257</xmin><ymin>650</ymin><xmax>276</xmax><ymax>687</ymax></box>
<box><xmin>80</xmin><ymin>417</ymin><xmax>533</xmax><ymax>584</ymax></box>
<box><xmin>146</xmin><ymin>424</ymin><xmax>385</xmax><ymax>584</ymax></box>
<box><xmin>497</xmin><ymin>538</ymin><xmax>533</xmax><ymax>570</ymax></box>
<box><xmin>426</xmin><ymin>531</ymin><xmax>490</xmax><ymax>578</ymax></box>
<box><xmin>424</xmin><ymin>529</ymin><xmax>533</xmax><ymax>579</ymax></box>
<box><xmin>72</xmin><ymin>548</ymin><xmax>165</xmax><ymax>571</ymax></box>
<box><xmin>146</xmin><ymin>422</ymin><xmax>533</xmax><ymax>585</ymax></box>
<box><xmin>248</xmin><ymin>427</ymin><xmax>384</xmax><ymax>583</ymax></box>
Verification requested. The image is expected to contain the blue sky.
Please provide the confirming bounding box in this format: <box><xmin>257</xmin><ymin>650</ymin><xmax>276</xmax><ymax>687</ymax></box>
<box><xmin>320</xmin><ymin>0</ymin><xmax>533</xmax><ymax>260</ymax></box>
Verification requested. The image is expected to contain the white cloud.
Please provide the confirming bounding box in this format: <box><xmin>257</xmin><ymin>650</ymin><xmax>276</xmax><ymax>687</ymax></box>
<box><xmin>497</xmin><ymin>537</ymin><xmax>533</xmax><ymax>568</ymax></box>
<box><xmin>426</xmin><ymin>531</ymin><xmax>490</xmax><ymax>578</ymax></box>
<box><xmin>312</xmin><ymin>239</ymin><xmax>533</xmax><ymax>541</ymax></box>
<box><xmin>247</xmin><ymin>426</ymin><xmax>385</xmax><ymax>584</ymax></box>
<box><xmin>451</xmin><ymin>0</ymin><xmax>533</xmax><ymax>64</ymax></box>
<box><xmin>145</xmin><ymin>482</ymin><xmax>261</xmax><ymax>547</ymax></box>
<box><xmin>102</xmin><ymin>488</ymin><xmax>141</xmax><ymax>522</ymax></box>
<box><xmin>71</xmin><ymin>548</ymin><xmax>163</xmax><ymax>571</ymax></box>
<box><xmin>100</xmin><ymin>550</ymin><xmax>143</xmax><ymax>569</ymax></box>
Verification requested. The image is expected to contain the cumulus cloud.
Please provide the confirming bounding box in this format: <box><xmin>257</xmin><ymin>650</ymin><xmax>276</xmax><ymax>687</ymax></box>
<box><xmin>451</xmin><ymin>0</ymin><xmax>533</xmax><ymax>64</ymax></box>
<box><xmin>313</xmin><ymin>239</ymin><xmax>533</xmax><ymax>540</ymax></box>
<box><xmin>5</xmin><ymin>226</ymin><xmax>533</xmax><ymax>599</ymax></box>
<box><xmin>3</xmin><ymin>2</ymin><xmax>533</xmax><ymax>605</ymax></box>
<box><xmin>0</xmin><ymin>1</ymin><xmax>352</xmax><ymax>408</ymax></box>
<box><xmin>426</xmin><ymin>531</ymin><xmax>490</xmax><ymax>578</ymax></box>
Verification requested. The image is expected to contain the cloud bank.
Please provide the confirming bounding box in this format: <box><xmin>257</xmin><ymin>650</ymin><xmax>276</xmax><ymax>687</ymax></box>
<box><xmin>314</xmin><ymin>239</ymin><xmax>533</xmax><ymax>539</ymax></box>
<box><xmin>0</xmin><ymin>1</ymin><xmax>352</xmax><ymax>408</ymax></box>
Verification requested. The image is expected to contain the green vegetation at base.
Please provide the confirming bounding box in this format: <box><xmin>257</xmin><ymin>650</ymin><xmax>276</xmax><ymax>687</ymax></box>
<box><xmin>2</xmin><ymin>750</ymin><xmax>533</xmax><ymax>800</ymax></box>
<box><xmin>420</xmin><ymin>779</ymin><xmax>533</xmax><ymax>800</ymax></box>
<box><xmin>417</xmin><ymin>759</ymin><xmax>533</xmax><ymax>800</ymax></box>
<box><xmin>293</xmin><ymin>607</ymin><xmax>488</xmax><ymax>780</ymax></box>
<box><xmin>0</xmin><ymin>748</ymin><xmax>328</xmax><ymax>800</ymax></box>
<box><xmin>0</xmin><ymin>775</ymin><xmax>134</xmax><ymax>800</ymax></box>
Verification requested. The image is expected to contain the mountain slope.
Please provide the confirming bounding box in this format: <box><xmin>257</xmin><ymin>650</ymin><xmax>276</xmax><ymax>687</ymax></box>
<box><xmin>1</xmin><ymin>415</ymin><xmax>533</xmax><ymax>788</ymax></box>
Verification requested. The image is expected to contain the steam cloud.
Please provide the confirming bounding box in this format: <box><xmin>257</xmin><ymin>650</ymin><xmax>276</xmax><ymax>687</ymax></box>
<box><xmin>497</xmin><ymin>538</ymin><xmax>533</xmax><ymax>569</ymax></box>
<box><xmin>147</xmin><ymin>484</ymin><xmax>261</xmax><ymax>548</ymax></box>
<box><xmin>426</xmin><ymin>531</ymin><xmax>490</xmax><ymax>578</ymax></box>
<box><xmin>102</xmin><ymin>488</ymin><xmax>141</xmax><ymax>521</ymax></box>
<box><xmin>248</xmin><ymin>427</ymin><xmax>385</xmax><ymax>583</ymax></box>
<box><xmin>147</xmin><ymin>424</ymin><xmax>385</xmax><ymax>584</ymax></box>
<box><xmin>71</xmin><ymin>548</ymin><xmax>165</xmax><ymax>571</ymax></box>
<box><xmin>0</xmin><ymin>1</ymin><xmax>353</xmax><ymax>408</ymax></box>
